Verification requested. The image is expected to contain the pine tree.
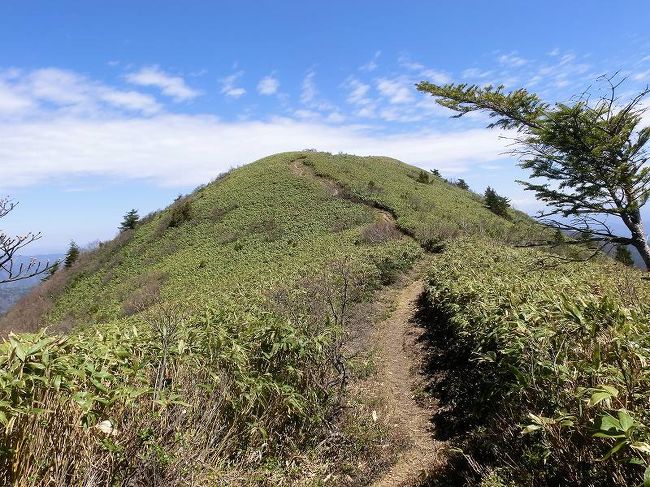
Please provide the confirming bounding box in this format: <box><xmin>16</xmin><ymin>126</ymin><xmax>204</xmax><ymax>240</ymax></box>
<box><xmin>119</xmin><ymin>209</ymin><xmax>139</xmax><ymax>231</ymax></box>
<box><xmin>484</xmin><ymin>187</ymin><xmax>511</xmax><ymax>219</ymax></box>
<box><xmin>64</xmin><ymin>241</ymin><xmax>80</xmax><ymax>269</ymax></box>
<box><xmin>455</xmin><ymin>178</ymin><xmax>469</xmax><ymax>190</ymax></box>
<box><xmin>417</xmin><ymin>78</ymin><xmax>650</xmax><ymax>270</ymax></box>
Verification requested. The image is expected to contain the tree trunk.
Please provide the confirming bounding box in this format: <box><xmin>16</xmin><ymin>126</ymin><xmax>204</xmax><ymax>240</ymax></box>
<box><xmin>628</xmin><ymin>220</ymin><xmax>650</xmax><ymax>271</ymax></box>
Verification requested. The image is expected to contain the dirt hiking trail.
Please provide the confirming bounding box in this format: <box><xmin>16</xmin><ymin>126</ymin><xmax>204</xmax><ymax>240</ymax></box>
<box><xmin>289</xmin><ymin>156</ymin><xmax>444</xmax><ymax>484</ymax></box>
<box><xmin>371</xmin><ymin>279</ymin><xmax>444</xmax><ymax>487</ymax></box>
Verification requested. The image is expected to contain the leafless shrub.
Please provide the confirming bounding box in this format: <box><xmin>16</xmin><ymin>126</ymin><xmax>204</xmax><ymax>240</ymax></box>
<box><xmin>359</xmin><ymin>219</ymin><xmax>401</xmax><ymax>244</ymax></box>
<box><xmin>248</xmin><ymin>218</ymin><xmax>282</xmax><ymax>241</ymax></box>
<box><xmin>267</xmin><ymin>256</ymin><xmax>375</xmax><ymax>406</ymax></box>
<box><xmin>211</xmin><ymin>203</ymin><xmax>239</xmax><ymax>223</ymax></box>
<box><xmin>121</xmin><ymin>271</ymin><xmax>167</xmax><ymax>316</ymax></box>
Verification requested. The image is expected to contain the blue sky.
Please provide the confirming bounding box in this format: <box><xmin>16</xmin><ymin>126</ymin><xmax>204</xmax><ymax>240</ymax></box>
<box><xmin>1</xmin><ymin>0</ymin><xmax>650</xmax><ymax>252</ymax></box>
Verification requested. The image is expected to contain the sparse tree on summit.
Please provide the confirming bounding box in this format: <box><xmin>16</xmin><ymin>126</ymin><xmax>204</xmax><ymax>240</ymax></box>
<box><xmin>484</xmin><ymin>186</ymin><xmax>511</xmax><ymax>219</ymax></box>
<box><xmin>417</xmin><ymin>76</ymin><xmax>650</xmax><ymax>270</ymax></box>
<box><xmin>120</xmin><ymin>209</ymin><xmax>140</xmax><ymax>231</ymax></box>
<box><xmin>64</xmin><ymin>241</ymin><xmax>80</xmax><ymax>269</ymax></box>
<box><xmin>455</xmin><ymin>178</ymin><xmax>470</xmax><ymax>190</ymax></box>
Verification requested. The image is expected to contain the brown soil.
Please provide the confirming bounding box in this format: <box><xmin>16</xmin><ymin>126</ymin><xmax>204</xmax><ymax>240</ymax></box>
<box><xmin>370</xmin><ymin>279</ymin><xmax>444</xmax><ymax>487</ymax></box>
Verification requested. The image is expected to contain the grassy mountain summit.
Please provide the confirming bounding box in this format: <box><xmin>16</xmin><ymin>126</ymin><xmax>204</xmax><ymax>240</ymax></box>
<box><xmin>3</xmin><ymin>151</ymin><xmax>517</xmax><ymax>332</ymax></box>
<box><xmin>1</xmin><ymin>151</ymin><xmax>647</xmax><ymax>486</ymax></box>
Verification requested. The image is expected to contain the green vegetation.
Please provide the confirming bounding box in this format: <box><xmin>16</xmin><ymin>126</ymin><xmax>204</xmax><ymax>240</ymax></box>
<box><xmin>0</xmin><ymin>152</ymin><xmax>443</xmax><ymax>484</ymax></box>
<box><xmin>417</xmin><ymin>79</ymin><xmax>650</xmax><ymax>269</ymax></box>
<box><xmin>301</xmin><ymin>152</ymin><xmax>540</xmax><ymax>250</ymax></box>
<box><xmin>424</xmin><ymin>237</ymin><xmax>650</xmax><ymax>485</ymax></box>
<box><xmin>1</xmin><ymin>150</ymin><xmax>646</xmax><ymax>485</ymax></box>
<box><xmin>119</xmin><ymin>208</ymin><xmax>140</xmax><ymax>231</ymax></box>
<box><xmin>484</xmin><ymin>186</ymin><xmax>511</xmax><ymax>219</ymax></box>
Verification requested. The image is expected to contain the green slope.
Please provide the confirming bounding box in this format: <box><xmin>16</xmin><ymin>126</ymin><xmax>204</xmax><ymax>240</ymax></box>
<box><xmin>424</xmin><ymin>238</ymin><xmax>650</xmax><ymax>486</ymax></box>
<box><xmin>12</xmin><ymin>151</ymin><xmax>525</xmax><ymax>329</ymax></box>
<box><xmin>43</xmin><ymin>152</ymin><xmax>422</xmax><ymax>325</ymax></box>
<box><xmin>4</xmin><ymin>150</ymin><xmax>643</xmax><ymax>486</ymax></box>
<box><xmin>2</xmin><ymin>151</ymin><xmax>517</xmax><ymax>485</ymax></box>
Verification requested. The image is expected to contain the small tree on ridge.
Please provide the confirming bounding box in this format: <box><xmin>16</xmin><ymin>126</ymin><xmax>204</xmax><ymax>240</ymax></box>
<box><xmin>119</xmin><ymin>209</ymin><xmax>140</xmax><ymax>231</ymax></box>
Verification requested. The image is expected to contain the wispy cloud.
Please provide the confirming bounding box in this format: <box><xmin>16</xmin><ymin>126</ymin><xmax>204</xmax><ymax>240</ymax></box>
<box><xmin>301</xmin><ymin>70</ymin><xmax>317</xmax><ymax>104</ymax></box>
<box><xmin>498</xmin><ymin>52</ymin><xmax>528</xmax><ymax>67</ymax></box>
<box><xmin>0</xmin><ymin>67</ymin><xmax>161</xmax><ymax>117</ymax></box>
<box><xmin>633</xmin><ymin>70</ymin><xmax>650</xmax><ymax>81</ymax></box>
<box><xmin>257</xmin><ymin>75</ymin><xmax>279</xmax><ymax>95</ymax></box>
<box><xmin>219</xmin><ymin>71</ymin><xmax>246</xmax><ymax>98</ymax></box>
<box><xmin>343</xmin><ymin>77</ymin><xmax>371</xmax><ymax>105</ymax></box>
<box><xmin>376</xmin><ymin>77</ymin><xmax>415</xmax><ymax>104</ymax></box>
<box><xmin>398</xmin><ymin>54</ymin><xmax>451</xmax><ymax>84</ymax></box>
<box><xmin>360</xmin><ymin>51</ymin><xmax>381</xmax><ymax>72</ymax></box>
<box><xmin>125</xmin><ymin>66</ymin><xmax>200</xmax><ymax>101</ymax></box>
<box><xmin>98</xmin><ymin>90</ymin><xmax>161</xmax><ymax>114</ymax></box>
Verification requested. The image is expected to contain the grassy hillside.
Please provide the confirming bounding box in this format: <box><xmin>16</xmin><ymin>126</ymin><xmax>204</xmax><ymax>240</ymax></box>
<box><xmin>0</xmin><ymin>151</ymin><xmax>512</xmax><ymax>486</ymax></box>
<box><xmin>3</xmin><ymin>153</ymin><xmax>422</xmax><ymax>331</ymax></box>
<box><xmin>4</xmin><ymin>150</ymin><xmax>643</xmax><ymax>486</ymax></box>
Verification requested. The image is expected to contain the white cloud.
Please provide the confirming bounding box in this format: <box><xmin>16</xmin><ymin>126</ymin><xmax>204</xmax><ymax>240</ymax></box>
<box><xmin>98</xmin><ymin>90</ymin><xmax>161</xmax><ymax>114</ymax></box>
<box><xmin>27</xmin><ymin>68</ymin><xmax>89</xmax><ymax>105</ymax></box>
<box><xmin>220</xmin><ymin>72</ymin><xmax>246</xmax><ymax>98</ymax></box>
<box><xmin>344</xmin><ymin>77</ymin><xmax>371</xmax><ymax>105</ymax></box>
<box><xmin>125</xmin><ymin>66</ymin><xmax>200</xmax><ymax>101</ymax></box>
<box><xmin>360</xmin><ymin>51</ymin><xmax>381</xmax><ymax>72</ymax></box>
<box><xmin>301</xmin><ymin>71</ymin><xmax>317</xmax><ymax>104</ymax></box>
<box><xmin>0</xmin><ymin>68</ymin><xmax>161</xmax><ymax>117</ymax></box>
<box><xmin>462</xmin><ymin>68</ymin><xmax>493</xmax><ymax>80</ymax></box>
<box><xmin>633</xmin><ymin>70</ymin><xmax>650</xmax><ymax>81</ymax></box>
<box><xmin>398</xmin><ymin>54</ymin><xmax>450</xmax><ymax>84</ymax></box>
<box><xmin>498</xmin><ymin>53</ymin><xmax>528</xmax><ymax>68</ymax></box>
<box><xmin>0</xmin><ymin>82</ymin><xmax>33</xmax><ymax>114</ymax></box>
<box><xmin>257</xmin><ymin>75</ymin><xmax>279</xmax><ymax>95</ymax></box>
<box><xmin>376</xmin><ymin>77</ymin><xmax>415</xmax><ymax>104</ymax></box>
<box><xmin>420</xmin><ymin>69</ymin><xmax>451</xmax><ymax>84</ymax></box>
<box><xmin>0</xmin><ymin>113</ymin><xmax>509</xmax><ymax>190</ymax></box>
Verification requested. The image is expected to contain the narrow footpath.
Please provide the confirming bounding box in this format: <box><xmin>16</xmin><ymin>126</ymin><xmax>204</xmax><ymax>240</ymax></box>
<box><xmin>371</xmin><ymin>279</ymin><xmax>443</xmax><ymax>487</ymax></box>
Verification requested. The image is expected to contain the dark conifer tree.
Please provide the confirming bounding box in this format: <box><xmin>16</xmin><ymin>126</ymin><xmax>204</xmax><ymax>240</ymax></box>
<box><xmin>119</xmin><ymin>209</ymin><xmax>140</xmax><ymax>231</ymax></box>
<box><xmin>64</xmin><ymin>241</ymin><xmax>80</xmax><ymax>269</ymax></box>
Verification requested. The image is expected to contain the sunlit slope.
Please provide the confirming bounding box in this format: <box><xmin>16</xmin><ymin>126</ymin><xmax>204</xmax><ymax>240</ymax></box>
<box><xmin>6</xmin><ymin>151</ymin><xmax>533</xmax><ymax>331</ymax></box>
<box><xmin>38</xmin><ymin>153</ymin><xmax>413</xmax><ymax>325</ymax></box>
<box><xmin>303</xmin><ymin>152</ymin><xmax>537</xmax><ymax>243</ymax></box>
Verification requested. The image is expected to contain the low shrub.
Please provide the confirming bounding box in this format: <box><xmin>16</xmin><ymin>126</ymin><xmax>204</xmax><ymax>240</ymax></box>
<box><xmin>424</xmin><ymin>237</ymin><xmax>650</xmax><ymax>486</ymax></box>
<box><xmin>0</xmin><ymin>302</ymin><xmax>340</xmax><ymax>485</ymax></box>
<box><xmin>210</xmin><ymin>203</ymin><xmax>239</xmax><ymax>223</ymax></box>
<box><xmin>359</xmin><ymin>219</ymin><xmax>401</xmax><ymax>245</ymax></box>
<box><xmin>121</xmin><ymin>271</ymin><xmax>167</xmax><ymax>316</ymax></box>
